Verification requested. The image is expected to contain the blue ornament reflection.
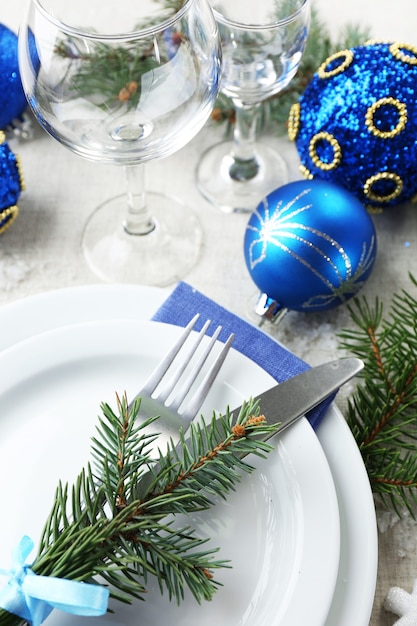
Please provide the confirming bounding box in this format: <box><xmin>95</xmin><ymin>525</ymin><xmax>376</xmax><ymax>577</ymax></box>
<box><xmin>244</xmin><ymin>179</ymin><xmax>377</xmax><ymax>312</ymax></box>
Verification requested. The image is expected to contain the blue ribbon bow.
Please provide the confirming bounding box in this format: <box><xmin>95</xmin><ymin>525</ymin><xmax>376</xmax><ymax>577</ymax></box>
<box><xmin>0</xmin><ymin>536</ymin><xmax>109</xmax><ymax>626</ymax></box>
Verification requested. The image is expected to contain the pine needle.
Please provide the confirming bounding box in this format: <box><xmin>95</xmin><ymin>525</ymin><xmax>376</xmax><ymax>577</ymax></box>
<box><xmin>338</xmin><ymin>274</ymin><xmax>417</xmax><ymax>516</ymax></box>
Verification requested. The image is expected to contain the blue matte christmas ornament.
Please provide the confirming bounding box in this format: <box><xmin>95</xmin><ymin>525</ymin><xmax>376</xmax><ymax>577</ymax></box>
<box><xmin>0</xmin><ymin>24</ymin><xmax>27</xmax><ymax>130</ymax></box>
<box><xmin>244</xmin><ymin>179</ymin><xmax>377</xmax><ymax>319</ymax></box>
<box><xmin>288</xmin><ymin>41</ymin><xmax>417</xmax><ymax>210</ymax></box>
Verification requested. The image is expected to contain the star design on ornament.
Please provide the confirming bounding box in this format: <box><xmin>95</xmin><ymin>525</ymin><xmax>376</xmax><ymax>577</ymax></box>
<box><xmin>302</xmin><ymin>235</ymin><xmax>376</xmax><ymax>309</ymax></box>
<box><xmin>246</xmin><ymin>187</ymin><xmax>314</xmax><ymax>271</ymax></box>
<box><xmin>246</xmin><ymin>187</ymin><xmax>376</xmax><ymax>309</ymax></box>
<box><xmin>385</xmin><ymin>580</ymin><xmax>417</xmax><ymax>625</ymax></box>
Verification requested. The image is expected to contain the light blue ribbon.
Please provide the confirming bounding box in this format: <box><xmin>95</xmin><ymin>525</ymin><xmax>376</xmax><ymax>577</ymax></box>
<box><xmin>0</xmin><ymin>536</ymin><xmax>109</xmax><ymax>626</ymax></box>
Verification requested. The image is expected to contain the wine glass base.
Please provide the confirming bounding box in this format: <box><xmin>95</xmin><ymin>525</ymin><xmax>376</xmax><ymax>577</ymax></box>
<box><xmin>196</xmin><ymin>140</ymin><xmax>289</xmax><ymax>213</ymax></box>
<box><xmin>82</xmin><ymin>191</ymin><xmax>202</xmax><ymax>286</ymax></box>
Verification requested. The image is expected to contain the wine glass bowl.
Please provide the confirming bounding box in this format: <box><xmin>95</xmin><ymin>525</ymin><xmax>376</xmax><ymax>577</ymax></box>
<box><xmin>218</xmin><ymin>6</ymin><xmax>306</xmax><ymax>103</ymax></box>
<box><xmin>18</xmin><ymin>0</ymin><xmax>221</xmax><ymax>284</ymax></box>
<box><xmin>196</xmin><ymin>0</ymin><xmax>310</xmax><ymax>213</ymax></box>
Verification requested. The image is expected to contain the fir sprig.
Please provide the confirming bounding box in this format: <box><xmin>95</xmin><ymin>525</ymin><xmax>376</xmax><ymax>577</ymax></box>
<box><xmin>54</xmin><ymin>40</ymin><xmax>161</xmax><ymax>108</ymax></box>
<box><xmin>51</xmin><ymin>8</ymin><xmax>370</xmax><ymax>131</ymax></box>
<box><xmin>0</xmin><ymin>394</ymin><xmax>279</xmax><ymax>625</ymax></box>
<box><xmin>338</xmin><ymin>274</ymin><xmax>417</xmax><ymax>516</ymax></box>
<box><xmin>53</xmin><ymin>0</ymin><xmax>186</xmax><ymax>109</ymax></box>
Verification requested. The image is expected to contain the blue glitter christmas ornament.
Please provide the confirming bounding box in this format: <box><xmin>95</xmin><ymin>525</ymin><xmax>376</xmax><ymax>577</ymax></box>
<box><xmin>0</xmin><ymin>24</ymin><xmax>27</xmax><ymax>130</ymax></box>
<box><xmin>244</xmin><ymin>179</ymin><xmax>377</xmax><ymax>317</ymax></box>
<box><xmin>0</xmin><ymin>131</ymin><xmax>25</xmax><ymax>234</ymax></box>
<box><xmin>288</xmin><ymin>41</ymin><xmax>417</xmax><ymax>209</ymax></box>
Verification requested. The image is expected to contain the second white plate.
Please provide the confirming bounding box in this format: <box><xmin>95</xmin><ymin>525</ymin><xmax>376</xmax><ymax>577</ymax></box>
<box><xmin>0</xmin><ymin>318</ymin><xmax>340</xmax><ymax>626</ymax></box>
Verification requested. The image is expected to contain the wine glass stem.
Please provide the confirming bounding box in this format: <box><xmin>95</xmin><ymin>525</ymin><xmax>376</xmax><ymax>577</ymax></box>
<box><xmin>229</xmin><ymin>101</ymin><xmax>261</xmax><ymax>181</ymax></box>
<box><xmin>123</xmin><ymin>165</ymin><xmax>156</xmax><ymax>236</ymax></box>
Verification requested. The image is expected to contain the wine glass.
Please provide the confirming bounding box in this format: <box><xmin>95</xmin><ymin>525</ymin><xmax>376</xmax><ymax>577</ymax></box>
<box><xmin>18</xmin><ymin>0</ymin><xmax>221</xmax><ymax>285</ymax></box>
<box><xmin>196</xmin><ymin>0</ymin><xmax>310</xmax><ymax>213</ymax></box>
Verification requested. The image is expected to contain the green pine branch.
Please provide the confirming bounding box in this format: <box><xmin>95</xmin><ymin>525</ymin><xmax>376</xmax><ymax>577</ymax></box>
<box><xmin>338</xmin><ymin>274</ymin><xmax>417</xmax><ymax>516</ymax></box>
<box><xmin>0</xmin><ymin>394</ymin><xmax>279</xmax><ymax>625</ymax></box>
<box><xmin>54</xmin><ymin>40</ymin><xmax>163</xmax><ymax>109</ymax></box>
<box><xmin>52</xmin><ymin>8</ymin><xmax>370</xmax><ymax>133</ymax></box>
<box><xmin>52</xmin><ymin>0</ymin><xmax>186</xmax><ymax>109</ymax></box>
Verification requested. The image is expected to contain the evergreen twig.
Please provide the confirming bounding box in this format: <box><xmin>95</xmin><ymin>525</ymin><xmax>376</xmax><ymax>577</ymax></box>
<box><xmin>338</xmin><ymin>274</ymin><xmax>417</xmax><ymax>516</ymax></box>
<box><xmin>52</xmin><ymin>9</ymin><xmax>370</xmax><ymax>134</ymax></box>
<box><xmin>0</xmin><ymin>394</ymin><xmax>280</xmax><ymax>625</ymax></box>
<box><xmin>52</xmin><ymin>0</ymin><xmax>187</xmax><ymax>109</ymax></box>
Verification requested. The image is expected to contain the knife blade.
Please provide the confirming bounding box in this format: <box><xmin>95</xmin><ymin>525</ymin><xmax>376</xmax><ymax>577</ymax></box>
<box><xmin>136</xmin><ymin>356</ymin><xmax>363</xmax><ymax>497</ymax></box>
<box><xmin>233</xmin><ymin>356</ymin><xmax>364</xmax><ymax>439</ymax></box>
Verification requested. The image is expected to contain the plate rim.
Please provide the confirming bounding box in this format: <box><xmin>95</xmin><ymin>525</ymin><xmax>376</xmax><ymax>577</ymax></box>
<box><xmin>0</xmin><ymin>284</ymin><xmax>377</xmax><ymax>625</ymax></box>
<box><xmin>0</xmin><ymin>317</ymin><xmax>340</xmax><ymax>625</ymax></box>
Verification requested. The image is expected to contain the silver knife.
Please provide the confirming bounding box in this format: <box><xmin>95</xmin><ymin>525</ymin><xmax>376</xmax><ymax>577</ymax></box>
<box><xmin>237</xmin><ymin>356</ymin><xmax>364</xmax><ymax>439</ymax></box>
<box><xmin>136</xmin><ymin>356</ymin><xmax>364</xmax><ymax>496</ymax></box>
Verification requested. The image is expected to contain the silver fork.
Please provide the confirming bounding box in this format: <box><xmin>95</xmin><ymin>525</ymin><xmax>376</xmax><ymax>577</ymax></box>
<box><xmin>128</xmin><ymin>314</ymin><xmax>234</xmax><ymax>444</ymax></box>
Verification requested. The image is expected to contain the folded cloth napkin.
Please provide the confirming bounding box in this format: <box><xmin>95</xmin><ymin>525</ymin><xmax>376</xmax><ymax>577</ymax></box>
<box><xmin>152</xmin><ymin>281</ymin><xmax>334</xmax><ymax>430</ymax></box>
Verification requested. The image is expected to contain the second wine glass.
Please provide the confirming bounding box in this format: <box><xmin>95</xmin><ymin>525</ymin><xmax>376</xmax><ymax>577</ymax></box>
<box><xmin>19</xmin><ymin>0</ymin><xmax>221</xmax><ymax>285</ymax></box>
<box><xmin>196</xmin><ymin>0</ymin><xmax>310</xmax><ymax>213</ymax></box>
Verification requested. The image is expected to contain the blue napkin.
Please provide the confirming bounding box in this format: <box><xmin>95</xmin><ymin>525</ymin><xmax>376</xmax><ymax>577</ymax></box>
<box><xmin>152</xmin><ymin>281</ymin><xmax>334</xmax><ymax>430</ymax></box>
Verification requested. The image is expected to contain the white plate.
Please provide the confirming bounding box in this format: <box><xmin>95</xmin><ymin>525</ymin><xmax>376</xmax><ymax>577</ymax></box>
<box><xmin>0</xmin><ymin>318</ymin><xmax>339</xmax><ymax>626</ymax></box>
<box><xmin>0</xmin><ymin>284</ymin><xmax>377</xmax><ymax>625</ymax></box>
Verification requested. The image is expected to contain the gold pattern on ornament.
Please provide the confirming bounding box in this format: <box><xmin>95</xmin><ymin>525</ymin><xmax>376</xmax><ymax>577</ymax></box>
<box><xmin>16</xmin><ymin>154</ymin><xmax>26</xmax><ymax>192</ymax></box>
<box><xmin>365</xmin><ymin>97</ymin><xmax>408</xmax><ymax>139</ymax></box>
<box><xmin>317</xmin><ymin>49</ymin><xmax>354</xmax><ymax>79</ymax></box>
<box><xmin>309</xmin><ymin>132</ymin><xmax>342</xmax><ymax>171</ymax></box>
<box><xmin>364</xmin><ymin>39</ymin><xmax>394</xmax><ymax>46</ymax></box>
<box><xmin>0</xmin><ymin>131</ymin><xmax>5</xmax><ymax>145</ymax></box>
<box><xmin>299</xmin><ymin>164</ymin><xmax>313</xmax><ymax>179</ymax></box>
<box><xmin>366</xmin><ymin>205</ymin><xmax>384</xmax><ymax>214</ymax></box>
<box><xmin>389</xmin><ymin>42</ymin><xmax>417</xmax><ymax>65</ymax></box>
<box><xmin>364</xmin><ymin>172</ymin><xmax>403</xmax><ymax>203</ymax></box>
<box><xmin>0</xmin><ymin>206</ymin><xmax>19</xmax><ymax>235</ymax></box>
<box><xmin>288</xmin><ymin>103</ymin><xmax>301</xmax><ymax>141</ymax></box>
